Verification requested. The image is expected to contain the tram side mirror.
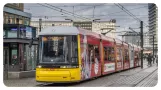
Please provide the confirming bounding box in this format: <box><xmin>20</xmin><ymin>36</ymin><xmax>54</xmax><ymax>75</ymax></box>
<box><xmin>29</xmin><ymin>38</ymin><xmax>33</xmax><ymax>48</ymax></box>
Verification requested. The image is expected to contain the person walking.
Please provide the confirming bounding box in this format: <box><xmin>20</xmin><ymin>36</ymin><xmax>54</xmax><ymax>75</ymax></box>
<box><xmin>153</xmin><ymin>55</ymin><xmax>155</xmax><ymax>64</ymax></box>
<box><xmin>147</xmin><ymin>53</ymin><xmax>152</xmax><ymax>66</ymax></box>
<box><xmin>156</xmin><ymin>55</ymin><xmax>158</xmax><ymax>66</ymax></box>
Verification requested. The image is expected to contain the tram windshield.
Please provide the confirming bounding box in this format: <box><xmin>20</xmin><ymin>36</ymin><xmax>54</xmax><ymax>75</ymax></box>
<box><xmin>39</xmin><ymin>35</ymin><xmax>78</xmax><ymax>65</ymax></box>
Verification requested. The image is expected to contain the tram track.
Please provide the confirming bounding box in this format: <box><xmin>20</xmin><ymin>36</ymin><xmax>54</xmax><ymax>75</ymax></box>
<box><xmin>134</xmin><ymin>68</ymin><xmax>158</xmax><ymax>87</ymax></box>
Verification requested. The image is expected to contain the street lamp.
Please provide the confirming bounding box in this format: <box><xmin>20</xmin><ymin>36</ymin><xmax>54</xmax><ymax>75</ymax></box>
<box><xmin>152</xmin><ymin>34</ymin><xmax>155</xmax><ymax>64</ymax></box>
<box><xmin>65</xmin><ymin>19</ymin><xmax>74</xmax><ymax>27</ymax></box>
<box><xmin>101</xmin><ymin>26</ymin><xmax>120</xmax><ymax>35</ymax></box>
<box><xmin>93</xmin><ymin>19</ymin><xmax>101</xmax><ymax>22</ymax></box>
<box><xmin>65</xmin><ymin>19</ymin><xmax>73</xmax><ymax>22</ymax></box>
<box><xmin>39</xmin><ymin>18</ymin><xmax>42</xmax><ymax>32</ymax></box>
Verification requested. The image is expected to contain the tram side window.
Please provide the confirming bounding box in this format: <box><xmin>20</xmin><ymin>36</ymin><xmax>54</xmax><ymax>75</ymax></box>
<box><xmin>104</xmin><ymin>47</ymin><xmax>115</xmax><ymax>61</ymax></box>
<box><xmin>88</xmin><ymin>45</ymin><xmax>94</xmax><ymax>63</ymax></box>
<box><xmin>119</xmin><ymin>48</ymin><xmax>123</xmax><ymax>61</ymax></box>
<box><xmin>88</xmin><ymin>45</ymin><xmax>100</xmax><ymax>63</ymax></box>
<box><xmin>124</xmin><ymin>49</ymin><xmax>129</xmax><ymax>61</ymax></box>
<box><xmin>116</xmin><ymin>48</ymin><xmax>122</xmax><ymax>61</ymax></box>
<box><xmin>104</xmin><ymin>47</ymin><xmax>108</xmax><ymax>61</ymax></box>
<box><xmin>94</xmin><ymin>45</ymin><xmax>100</xmax><ymax>61</ymax></box>
<box><xmin>131</xmin><ymin>50</ymin><xmax>134</xmax><ymax>60</ymax></box>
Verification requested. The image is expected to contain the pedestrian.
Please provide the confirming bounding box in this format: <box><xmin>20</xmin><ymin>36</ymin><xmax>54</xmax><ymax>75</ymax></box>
<box><xmin>156</xmin><ymin>55</ymin><xmax>158</xmax><ymax>66</ymax></box>
<box><xmin>153</xmin><ymin>55</ymin><xmax>155</xmax><ymax>64</ymax></box>
<box><xmin>143</xmin><ymin>54</ymin><xmax>146</xmax><ymax>61</ymax></box>
<box><xmin>147</xmin><ymin>53</ymin><xmax>152</xmax><ymax>66</ymax></box>
<box><xmin>149</xmin><ymin>54</ymin><xmax>152</xmax><ymax>66</ymax></box>
<box><xmin>147</xmin><ymin>54</ymin><xmax>149</xmax><ymax>66</ymax></box>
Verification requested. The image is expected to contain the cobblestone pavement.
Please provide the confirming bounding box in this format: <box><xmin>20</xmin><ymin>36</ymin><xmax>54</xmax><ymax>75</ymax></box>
<box><xmin>3</xmin><ymin>62</ymin><xmax>158</xmax><ymax>87</ymax></box>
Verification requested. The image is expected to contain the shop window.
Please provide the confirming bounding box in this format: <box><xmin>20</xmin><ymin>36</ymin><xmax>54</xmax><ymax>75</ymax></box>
<box><xmin>10</xmin><ymin>44</ymin><xmax>18</xmax><ymax>65</ymax></box>
<box><xmin>11</xmin><ymin>49</ymin><xmax>18</xmax><ymax>65</ymax></box>
<box><xmin>24</xmin><ymin>44</ymin><xmax>38</xmax><ymax>70</ymax></box>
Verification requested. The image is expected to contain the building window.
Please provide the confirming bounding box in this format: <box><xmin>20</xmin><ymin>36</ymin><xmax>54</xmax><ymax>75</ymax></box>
<box><xmin>7</xmin><ymin>28</ymin><xmax>17</xmax><ymax>38</ymax></box>
<box><xmin>6</xmin><ymin>14</ymin><xmax>15</xmax><ymax>24</ymax></box>
<box><xmin>24</xmin><ymin>17</ymin><xmax>30</xmax><ymax>25</ymax></box>
<box><xmin>20</xmin><ymin>27</ymin><xmax>26</xmax><ymax>38</ymax></box>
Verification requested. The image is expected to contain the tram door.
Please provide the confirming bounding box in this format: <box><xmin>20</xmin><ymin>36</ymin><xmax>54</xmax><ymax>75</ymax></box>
<box><xmin>3</xmin><ymin>48</ymin><xmax>9</xmax><ymax>80</ymax></box>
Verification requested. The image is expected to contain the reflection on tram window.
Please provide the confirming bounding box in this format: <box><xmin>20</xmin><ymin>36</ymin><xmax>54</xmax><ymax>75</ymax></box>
<box><xmin>39</xmin><ymin>35</ymin><xmax>78</xmax><ymax>64</ymax></box>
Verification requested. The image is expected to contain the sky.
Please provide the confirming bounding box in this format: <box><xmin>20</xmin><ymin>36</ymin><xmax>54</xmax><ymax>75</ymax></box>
<box><xmin>24</xmin><ymin>3</ymin><xmax>149</xmax><ymax>39</ymax></box>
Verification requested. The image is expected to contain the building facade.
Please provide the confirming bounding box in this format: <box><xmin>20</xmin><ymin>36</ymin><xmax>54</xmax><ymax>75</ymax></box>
<box><xmin>124</xmin><ymin>32</ymin><xmax>140</xmax><ymax>46</ymax></box>
<box><xmin>144</xmin><ymin>33</ymin><xmax>152</xmax><ymax>49</ymax></box>
<box><xmin>123</xmin><ymin>31</ymin><xmax>152</xmax><ymax>54</ymax></box>
<box><xmin>73</xmin><ymin>21</ymin><xmax>92</xmax><ymax>30</ymax></box>
<box><xmin>4</xmin><ymin>4</ymin><xmax>30</xmax><ymax>25</ymax></box>
<box><xmin>143</xmin><ymin>33</ymin><xmax>153</xmax><ymax>54</ymax></box>
<box><xmin>148</xmin><ymin>3</ymin><xmax>158</xmax><ymax>54</ymax></box>
<box><xmin>92</xmin><ymin>21</ymin><xmax>116</xmax><ymax>38</ymax></box>
<box><xmin>31</xmin><ymin>20</ymin><xmax>116</xmax><ymax>38</ymax></box>
<box><xmin>3</xmin><ymin>3</ymin><xmax>38</xmax><ymax>79</ymax></box>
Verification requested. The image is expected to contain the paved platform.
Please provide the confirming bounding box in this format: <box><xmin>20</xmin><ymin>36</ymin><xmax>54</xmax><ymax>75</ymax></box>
<box><xmin>3</xmin><ymin>62</ymin><xmax>158</xmax><ymax>87</ymax></box>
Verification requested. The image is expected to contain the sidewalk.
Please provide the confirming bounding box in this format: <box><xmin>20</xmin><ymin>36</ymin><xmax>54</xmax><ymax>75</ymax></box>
<box><xmin>105</xmin><ymin>63</ymin><xmax>158</xmax><ymax>87</ymax></box>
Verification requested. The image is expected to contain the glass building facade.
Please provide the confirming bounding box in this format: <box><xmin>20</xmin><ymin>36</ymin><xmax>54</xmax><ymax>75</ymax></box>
<box><xmin>148</xmin><ymin>4</ymin><xmax>158</xmax><ymax>54</ymax></box>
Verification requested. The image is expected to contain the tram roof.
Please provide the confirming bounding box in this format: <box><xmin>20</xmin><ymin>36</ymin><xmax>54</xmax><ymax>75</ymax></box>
<box><xmin>39</xmin><ymin>26</ymin><xmax>80</xmax><ymax>35</ymax></box>
<box><xmin>39</xmin><ymin>26</ymin><xmax>100</xmax><ymax>39</ymax></box>
<box><xmin>114</xmin><ymin>38</ymin><xmax>122</xmax><ymax>44</ymax></box>
<box><xmin>100</xmin><ymin>34</ymin><xmax>115</xmax><ymax>42</ymax></box>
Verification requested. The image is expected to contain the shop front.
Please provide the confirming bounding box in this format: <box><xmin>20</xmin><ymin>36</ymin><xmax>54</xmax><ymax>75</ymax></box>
<box><xmin>3</xmin><ymin>24</ymin><xmax>38</xmax><ymax>79</ymax></box>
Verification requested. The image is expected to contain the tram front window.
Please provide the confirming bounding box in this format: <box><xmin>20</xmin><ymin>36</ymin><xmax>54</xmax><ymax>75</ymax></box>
<box><xmin>39</xmin><ymin>35</ymin><xmax>78</xmax><ymax>65</ymax></box>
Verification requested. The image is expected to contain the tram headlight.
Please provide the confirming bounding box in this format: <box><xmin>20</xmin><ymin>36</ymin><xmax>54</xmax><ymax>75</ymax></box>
<box><xmin>37</xmin><ymin>65</ymin><xmax>42</xmax><ymax>68</ymax></box>
<box><xmin>60</xmin><ymin>66</ymin><xmax>67</xmax><ymax>68</ymax></box>
<box><xmin>60</xmin><ymin>66</ymin><xmax>78</xmax><ymax>68</ymax></box>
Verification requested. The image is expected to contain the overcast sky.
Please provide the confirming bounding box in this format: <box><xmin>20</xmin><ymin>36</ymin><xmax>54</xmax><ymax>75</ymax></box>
<box><xmin>24</xmin><ymin>3</ymin><xmax>149</xmax><ymax>38</ymax></box>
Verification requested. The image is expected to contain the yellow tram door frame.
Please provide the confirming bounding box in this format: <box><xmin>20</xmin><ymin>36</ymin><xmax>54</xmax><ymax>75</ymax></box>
<box><xmin>77</xmin><ymin>34</ymin><xmax>82</xmax><ymax>81</ymax></box>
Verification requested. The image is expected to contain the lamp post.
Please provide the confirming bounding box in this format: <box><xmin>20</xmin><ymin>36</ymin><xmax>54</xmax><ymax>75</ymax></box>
<box><xmin>65</xmin><ymin>19</ymin><xmax>73</xmax><ymax>26</ymax></box>
<box><xmin>39</xmin><ymin>18</ymin><xmax>42</xmax><ymax>32</ymax></box>
<box><xmin>101</xmin><ymin>26</ymin><xmax>120</xmax><ymax>35</ymax></box>
<box><xmin>93</xmin><ymin>19</ymin><xmax>101</xmax><ymax>22</ymax></box>
<box><xmin>65</xmin><ymin>19</ymin><xmax>73</xmax><ymax>22</ymax></box>
<box><xmin>153</xmin><ymin>35</ymin><xmax>154</xmax><ymax>64</ymax></box>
